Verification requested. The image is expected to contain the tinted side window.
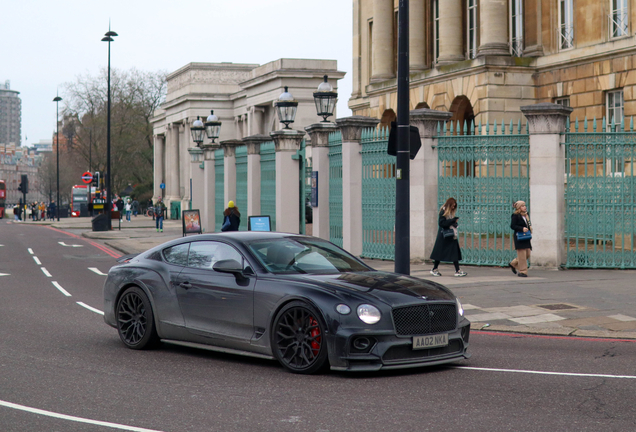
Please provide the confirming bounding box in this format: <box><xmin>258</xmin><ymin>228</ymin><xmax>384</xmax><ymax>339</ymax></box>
<box><xmin>162</xmin><ymin>243</ymin><xmax>190</xmax><ymax>266</ymax></box>
<box><xmin>188</xmin><ymin>241</ymin><xmax>242</xmax><ymax>270</ymax></box>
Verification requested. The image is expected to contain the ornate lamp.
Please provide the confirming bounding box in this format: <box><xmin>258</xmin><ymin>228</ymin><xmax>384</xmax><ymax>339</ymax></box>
<box><xmin>204</xmin><ymin>110</ymin><xmax>222</xmax><ymax>143</ymax></box>
<box><xmin>190</xmin><ymin>116</ymin><xmax>205</xmax><ymax>146</ymax></box>
<box><xmin>275</xmin><ymin>86</ymin><xmax>298</xmax><ymax>129</ymax></box>
<box><xmin>313</xmin><ymin>75</ymin><xmax>338</xmax><ymax>122</ymax></box>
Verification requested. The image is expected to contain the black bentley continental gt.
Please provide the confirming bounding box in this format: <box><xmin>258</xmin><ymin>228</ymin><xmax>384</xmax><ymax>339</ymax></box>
<box><xmin>103</xmin><ymin>232</ymin><xmax>471</xmax><ymax>374</ymax></box>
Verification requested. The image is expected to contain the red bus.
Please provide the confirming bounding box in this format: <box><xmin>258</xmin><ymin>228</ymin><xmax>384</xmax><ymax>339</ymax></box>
<box><xmin>0</xmin><ymin>180</ymin><xmax>5</xmax><ymax>218</ymax></box>
<box><xmin>71</xmin><ymin>185</ymin><xmax>89</xmax><ymax>217</ymax></box>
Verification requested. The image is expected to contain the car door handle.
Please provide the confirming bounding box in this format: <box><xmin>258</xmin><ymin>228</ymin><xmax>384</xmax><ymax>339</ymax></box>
<box><xmin>179</xmin><ymin>281</ymin><xmax>192</xmax><ymax>289</ymax></box>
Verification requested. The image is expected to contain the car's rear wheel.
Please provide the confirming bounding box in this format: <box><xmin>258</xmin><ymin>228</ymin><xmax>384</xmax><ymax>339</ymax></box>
<box><xmin>116</xmin><ymin>286</ymin><xmax>159</xmax><ymax>350</ymax></box>
<box><xmin>271</xmin><ymin>301</ymin><xmax>328</xmax><ymax>374</ymax></box>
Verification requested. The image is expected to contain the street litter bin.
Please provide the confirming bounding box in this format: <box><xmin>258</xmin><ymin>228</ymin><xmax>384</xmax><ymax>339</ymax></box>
<box><xmin>92</xmin><ymin>213</ymin><xmax>109</xmax><ymax>232</ymax></box>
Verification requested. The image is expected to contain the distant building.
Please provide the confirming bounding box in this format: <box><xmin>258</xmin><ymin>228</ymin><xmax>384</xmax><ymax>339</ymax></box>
<box><xmin>32</xmin><ymin>139</ymin><xmax>53</xmax><ymax>154</ymax></box>
<box><xmin>0</xmin><ymin>145</ymin><xmax>45</xmax><ymax>204</ymax></box>
<box><xmin>0</xmin><ymin>80</ymin><xmax>21</xmax><ymax>148</ymax></box>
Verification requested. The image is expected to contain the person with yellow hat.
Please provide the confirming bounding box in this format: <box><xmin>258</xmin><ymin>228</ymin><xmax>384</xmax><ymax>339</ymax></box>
<box><xmin>221</xmin><ymin>200</ymin><xmax>241</xmax><ymax>231</ymax></box>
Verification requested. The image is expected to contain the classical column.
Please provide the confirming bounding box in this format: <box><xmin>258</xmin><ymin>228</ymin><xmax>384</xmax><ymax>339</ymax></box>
<box><xmin>270</xmin><ymin>129</ymin><xmax>305</xmax><ymax>234</ymax></box>
<box><xmin>201</xmin><ymin>144</ymin><xmax>217</xmax><ymax>232</ymax></box>
<box><xmin>153</xmin><ymin>134</ymin><xmax>164</xmax><ymax>199</ymax></box>
<box><xmin>336</xmin><ymin>116</ymin><xmax>381</xmax><ymax>256</ymax></box>
<box><xmin>520</xmin><ymin>103</ymin><xmax>573</xmax><ymax>268</ymax></box>
<box><xmin>242</xmin><ymin>134</ymin><xmax>270</xmax><ymax>218</ymax></box>
<box><xmin>371</xmin><ymin>0</ymin><xmax>394</xmax><ymax>81</ymax></box>
<box><xmin>166</xmin><ymin>123</ymin><xmax>181</xmax><ymax>203</ymax></box>
<box><xmin>249</xmin><ymin>107</ymin><xmax>264</xmax><ymax>136</ymax></box>
<box><xmin>220</xmin><ymin>139</ymin><xmax>242</xmax><ymax>210</ymax></box>
<box><xmin>410</xmin><ymin>108</ymin><xmax>453</xmax><ymax>260</ymax></box>
<box><xmin>409</xmin><ymin>0</ymin><xmax>426</xmax><ymax>70</ymax></box>
<box><xmin>352</xmin><ymin>0</ymin><xmax>362</xmax><ymax>97</ymax></box>
<box><xmin>437</xmin><ymin>0</ymin><xmax>464</xmax><ymax>65</ymax></box>
<box><xmin>305</xmin><ymin>123</ymin><xmax>338</xmax><ymax>240</ymax></box>
<box><xmin>477</xmin><ymin>0</ymin><xmax>510</xmax><ymax>57</ymax></box>
<box><xmin>187</xmin><ymin>147</ymin><xmax>204</xmax><ymax>212</ymax></box>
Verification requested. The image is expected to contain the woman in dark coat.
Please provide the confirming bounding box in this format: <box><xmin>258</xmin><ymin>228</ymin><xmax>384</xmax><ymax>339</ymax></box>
<box><xmin>509</xmin><ymin>200</ymin><xmax>532</xmax><ymax>277</ymax></box>
<box><xmin>221</xmin><ymin>201</ymin><xmax>241</xmax><ymax>232</ymax></box>
<box><xmin>430</xmin><ymin>197</ymin><xmax>466</xmax><ymax>277</ymax></box>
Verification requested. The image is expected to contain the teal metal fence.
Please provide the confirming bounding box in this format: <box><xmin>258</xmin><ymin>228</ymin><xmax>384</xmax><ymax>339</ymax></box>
<box><xmin>564</xmin><ymin>117</ymin><xmax>636</xmax><ymax>268</ymax></box>
<box><xmin>260</xmin><ymin>141</ymin><xmax>276</xmax><ymax>231</ymax></box>
<box><xmin>214</xmin><ymin>149</ymin><xmax>224</xmax><ymax>232</ymax></box>
<box><xmin>361</xmin><ymin>127</ymin><xmax>395</xmax><ymax>259</ymax></box>
<box><xmin>235</xmin><ymin>145</ymin><xmax>248</xmax><ymax>231</ymax></box>
<box><xmin>437</xmin><ymin>120</ymin><xmax>530</xmax><ymax>266</ymax></box>
<box><xmin>328</xmin><ymin>131</ymin><xmax>343</xmax><ymax>247</ymax></box>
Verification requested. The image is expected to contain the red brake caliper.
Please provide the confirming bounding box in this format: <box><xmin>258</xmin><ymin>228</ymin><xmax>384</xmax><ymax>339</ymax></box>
<box><xmin>309</xmin><ymin>317</ymin><xmax>321</xmax><ymax>355</ymax></box>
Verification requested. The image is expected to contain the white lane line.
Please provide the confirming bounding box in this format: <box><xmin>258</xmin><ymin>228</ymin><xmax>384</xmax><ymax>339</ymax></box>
<box><xmin>0</xmin><ymin>273</ymin><xmax>9</xmax><ymax>277</ymax></box>
<box><xmin>76</xmin><ymin>302</ymin><xmax>104</xmax><ymax>315</ymax></box>
<box><xmin>28</xmin><ymin>248</ymin><xmax>33</xmax><ymax>254</ymax></box>
<box><xmin>58</xmin><ymin>242</ymin><xmax>83</xmax><ymax>248</ymax></box>
<box><xmin>453</xmin><ymin>366</ymin><xmax>636</xmax><ymax>380</ymax></box>
<box><xmin>88</xmin><ymin>267</ymin><xmax>108</xmax><ymax>276</ymax></box>
<box><xmin>33</xmin><ymin>256</ymin><xmax>42</xmax><ymax>265</ymax></box>
<box><xmin>0</xmin><ymin>399</ymin><xmax>164</xmax><ymax>432</ymax></box>
<box><xmin>52</xmin><ymin>281</ymin><xmax>71</xmax><ymax>297</ymax></box>
<box><xmin>41</xmin><ymin>267</ymin><xmax>52</xmax><ymax>277</ymax></box>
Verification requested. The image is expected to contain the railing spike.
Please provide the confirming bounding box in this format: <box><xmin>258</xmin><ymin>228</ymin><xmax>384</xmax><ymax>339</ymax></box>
<box><xmin>584</xmin><ymin>116</ymin><xmax>588</xmax><ymax>133</ymax></box>
<box><xmin>517</xmin><ymin>119</ymin><xmax>521</xmax><ymax>135</ymax></box>
<box><xmin>602</xmin><ymin>116</ymin><xmax>606</xmax><ymax>132</ymax></box>
<box><xmin>478</xmin><ymin>119</ymin><xmax>482</xmax><ymax>135</ymax></box>
<box><xmin>575</xmin><ymin>117</ymin><xmax>579</xmax><ymax>133</ymax></box>
<box><xmin>631</xmin><ymin>116</ymin><xmax>634</xmax><ymax>132</ymax></box>
<box><xmin>593</xmin><ymin>117</ymin><xmax>597</xmax><ymax>133</ymax></box>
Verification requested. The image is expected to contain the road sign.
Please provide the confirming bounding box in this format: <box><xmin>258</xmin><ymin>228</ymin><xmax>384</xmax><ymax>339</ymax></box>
<box><xmin>160</xmin><ymin>183</ymin><xmax>165</xmax><ymax>189</ymax></box>
<box><xmin>82</xmin><ymin>172</ymin><xmax>93</xmax><ymax>184</ymax></box>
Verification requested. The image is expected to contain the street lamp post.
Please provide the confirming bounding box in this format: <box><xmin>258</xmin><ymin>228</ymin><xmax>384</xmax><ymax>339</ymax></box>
<box><xmin>101</xmin><ymin>28</ymin><xmax>117</xmax><ymax>230</ymax></box>
<box><xmin>313</xmin><ymin>75</ymin><xmax>338</xmax><ymax>122</ymax></box>
<box><xmin>274</xmin><ymin>87</ymin><xmax>299</xmax><ymax>129</ymax></box>
<box><xmin>53</xmin><ymin>94</ymin><xmax>62</xmax><ymax>221</ymax></box>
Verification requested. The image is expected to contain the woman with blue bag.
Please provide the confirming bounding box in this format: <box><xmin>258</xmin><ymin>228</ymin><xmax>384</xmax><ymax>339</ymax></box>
<box><xmin>509</xmin><ymin>200</ymin><xmax>532</xmax><ymax>277</ymax></box>
<box><xmin>430</xmin><ymin>197</ymin><xmax>466</xmax><ymax>277</ymax></box>
<box><xmin>221</xmin><ymin>201</ymin><xmax>241</xmax><ymax>232</ymax></box>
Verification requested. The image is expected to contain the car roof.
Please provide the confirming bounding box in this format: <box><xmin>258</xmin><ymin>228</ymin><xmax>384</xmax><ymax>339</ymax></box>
<box><xmin>146</xmin><ymin>231</ymin><xmax>314</xmax><ymax>252</ymax></box>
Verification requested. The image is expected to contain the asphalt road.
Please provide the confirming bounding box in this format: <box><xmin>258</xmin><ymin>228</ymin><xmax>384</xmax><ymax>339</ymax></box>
<box><xmin>1</xmin><ymin>220</ymin><xmax>635</xmax><ymax>432</ymax></box>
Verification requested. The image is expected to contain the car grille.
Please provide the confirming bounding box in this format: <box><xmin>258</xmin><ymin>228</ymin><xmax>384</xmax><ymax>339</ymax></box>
<box><xmin>392</xmin><ymin>304</ymin><xmax>457</xmax><ymax>336</ymax></box>
<box><xmin>383</xmin><ymin>340</ymin><xmax>463</xmax><ymax>363</ymax></box>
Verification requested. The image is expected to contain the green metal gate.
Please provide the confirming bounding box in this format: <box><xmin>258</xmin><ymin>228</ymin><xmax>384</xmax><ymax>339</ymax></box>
<box><xmin>260</xmin><ymin>141</ymin><xmax>276</xmax><ymax>231</ymax></box>
<box><xmin>565</xmin><ymin>118</ymin><xmax>636</xmax><ymax>268</ymax></box>
<box><xmin>328</xmin><ymin>131</ymin><xmax>343</xmax><ymax>247</ymax></box>
<box><xmin>437</xmin><ymin>121</ymin><xmax>529</xmax><ymax>266</ymax></box>
<box><xmin>361</xmin><ymin>127</ymin><xmax>395</xmax><ymax>259</ymax></box>
<box><xmin>293</xmin><ymin>139</ymin><xmax>311</xmax><ymax>235</ymax></box>
<box><xmin>235</xmin><ymin>145</ymin><xmax>248</xmax><ymax>231</ymax></box>
<box><xmin>214</xmin><ymin>148</ymin><xmax>224</xmax><ymax>232</ymax></box>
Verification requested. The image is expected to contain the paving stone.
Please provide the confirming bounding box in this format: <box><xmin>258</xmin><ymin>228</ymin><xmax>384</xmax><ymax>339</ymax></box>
<box><xmin>464</xmin><ymin>312</ymin><xmax>512</xmax><ymax>321</ymax></box>
<box><xmin>482</xmin><ymin>305</ymin><xmax>548</xmax><ymax>317</ymax></box>
<box><xmin>510</xmin><ymin>314</ymin><xmax>566</xmax><ymax>324</ymax></box>
<box><xmin>608</xmin><ymin>314</ymin><xmax>636</xmax><ymax>322</ymax></box>
<box><xmin>558</xmin><ymin>316</ymin><xmax>621</xmax><ymax>327</ymax></box>
<box><xmin>602</xmin><ymin>321</ymin><xmax>636</xmax><ymax>331</ymax></box>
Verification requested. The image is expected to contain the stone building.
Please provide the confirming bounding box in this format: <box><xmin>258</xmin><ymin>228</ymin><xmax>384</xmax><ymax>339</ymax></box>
<box><xmin>0</xmin><ymin>80</ymin><xmax>21</xmax><ymax>147</ymax></box>
<box><xmin>150</xmin><ymin>58</ymin><xmax>344</xmax><ymax>216</ymax></box>
<box><xmin>0</xmin><ymin>146</ymin><xmax>44</xmax><ymax>205</ymax></box>
<box><xmin>349</xmin><ymin>0</ymin><xmax>636</xmax><ymax>128</ymax></box>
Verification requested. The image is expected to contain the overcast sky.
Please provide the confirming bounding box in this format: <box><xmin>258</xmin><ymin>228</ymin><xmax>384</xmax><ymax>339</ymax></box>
<box><xmin>0</xmin><ymin>0</ymin><xmax>352</xmax><ymax>147</ymax></box>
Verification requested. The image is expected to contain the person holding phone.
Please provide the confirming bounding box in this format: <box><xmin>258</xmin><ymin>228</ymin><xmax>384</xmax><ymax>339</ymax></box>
<box><xmin>510</xmin><ymin>200</ymin><xmax>532</xmax><ymax>277</ymax></box>
<box><xmin>430</xmin><ymin>197</ymin><xmax>466</xmax><ymax>277</ymax></box>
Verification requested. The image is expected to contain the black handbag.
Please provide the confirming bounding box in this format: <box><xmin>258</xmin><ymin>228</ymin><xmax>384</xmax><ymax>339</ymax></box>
<box><xmin>441</xmin><ymin>228</ymin><xmax>455</xmax><ymax>239</ymax></box>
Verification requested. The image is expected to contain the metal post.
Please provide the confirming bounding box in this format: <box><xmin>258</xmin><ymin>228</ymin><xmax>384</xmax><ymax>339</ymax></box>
<box><xmin>54</xmin><ymin>95</ymin><xmax>62</xmax><ymax>222</ymax></box>
<box><xmin>395</xmin><ymin>0</ymin><xmax>410</xmax><ymax>275</ymax></box>
<box><xmin>106</xmin><ymin>37</ymin><xmax>112</xmax><ymax>230</ymax></box>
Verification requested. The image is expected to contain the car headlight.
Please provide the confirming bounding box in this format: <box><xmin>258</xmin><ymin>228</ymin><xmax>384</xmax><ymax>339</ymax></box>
<box><xmin>336</xmin><ymin>304</ymin><xmax>351</xmax><ymax>315</ymax></box>
<box><xmin>357</xmin><ymin>304</ymin><xmax>381</xmax><ymax>324</ymax></box>
<box><xmin>456</xmin><ymin>298</ymin><xmax>464</xmax><ymax>316</ymax></box>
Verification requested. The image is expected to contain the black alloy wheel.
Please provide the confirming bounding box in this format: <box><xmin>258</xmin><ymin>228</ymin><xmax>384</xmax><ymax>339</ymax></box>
<box><xmin>272</xmin><ymin>301</ymin><xmax>328</xmax><ymax>374</ymax></box>
<box><xmin>116</xmin><ymin>286</ymin><xmax>159</xmax><ymax>350</ymax></box>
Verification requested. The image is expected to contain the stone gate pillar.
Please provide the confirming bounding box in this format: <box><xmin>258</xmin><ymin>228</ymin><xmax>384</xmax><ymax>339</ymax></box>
<box><xmin>521</xmin><ymin>103</ymin><xmax>573</xmax><ymax>268</ymax></box>
<box><xmin>153</xmin><ymin>134</ymin><xmax>165</xmax><ymax>199</ymax></box>
<box><xmin>336</xmin><ymin>116</ymin><xmax>381</xmax><ymax>256</ymax></box>
<box><xmin>242</xmin><ymin>134</ymin><xmax>270</xmax><ymax>218</ymax></box>
<box><xmin>270</xmin><ymin>129</ymin><xmax>306</xmax><ymax>234</ymax></box>
<box><xmin>201</xmin><ymin>144</ymin><xmax>218</xmax><ymax>232</ymax></box>
<box><xmin>305</xmin><ymin>123</ymin><xmax>338</xmax><ymax>240</ymax></box>
<box><xmin>220</xmin><ymin>139</ymin><xmax>242</xmax><ymax>210</ymax></box>
<box><xmin>187</xmin><ymin>147</ymin><xmax>204</xmax><ymax>212</ymax></box>
<box><xmin>410</xmin><ymin>109</ymin><xmax>453</xmax><ymax>261</ymax></box>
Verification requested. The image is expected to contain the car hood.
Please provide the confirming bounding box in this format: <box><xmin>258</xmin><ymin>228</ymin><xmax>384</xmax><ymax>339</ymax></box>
<box><xmin>294</xmin><ymin>271</ymin><xmax>456</xmax><ymax>307</ymax></box>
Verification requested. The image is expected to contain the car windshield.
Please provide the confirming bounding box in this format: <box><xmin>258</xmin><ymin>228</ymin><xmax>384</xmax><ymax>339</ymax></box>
<box><xmin>247</xmin><ymin>238</ymin><xmax>370</xmax><ymax>275</ymax></box>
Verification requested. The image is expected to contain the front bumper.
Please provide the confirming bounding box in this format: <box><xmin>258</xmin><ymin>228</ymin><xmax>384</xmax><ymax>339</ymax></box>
<box><xmin>328</xmin><ymin>322</ymin><xmax>471</xmax><ymax>372</ymax></box>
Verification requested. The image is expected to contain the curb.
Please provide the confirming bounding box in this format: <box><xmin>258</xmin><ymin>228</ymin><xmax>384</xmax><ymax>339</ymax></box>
<box><xmin>472</xmin><ymin>323</ymin><xmax>636</xmax><ymax>340</ymax></box>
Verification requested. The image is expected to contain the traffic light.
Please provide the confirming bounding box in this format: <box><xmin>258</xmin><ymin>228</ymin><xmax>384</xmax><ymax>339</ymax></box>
<box><xmin>21</xmin><ymin>174</ymin><xmax>28</xmax><ymax>194</ymax></box>
<box><xmin>92</xmin><ymin>171</ymin><xmax>100</xmax><ymax>188</ymax></box>
<box><xmin>18</xmin><ymin>183</ymin><xmax>23</xmax><ymax>193</ymax></box>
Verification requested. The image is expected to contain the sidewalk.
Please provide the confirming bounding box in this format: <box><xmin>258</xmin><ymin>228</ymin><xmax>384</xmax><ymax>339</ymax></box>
<box><xmin>16</xmin><ymin>216</ymin><xmax>636</xmax><ymax>340</ymax></box>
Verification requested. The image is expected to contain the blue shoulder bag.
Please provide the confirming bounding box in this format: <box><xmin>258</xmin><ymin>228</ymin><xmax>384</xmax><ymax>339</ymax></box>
<box><xmin>515</xmin><ymin>231</ymin><xmax>532</xmax><ymax>241</ymax></box>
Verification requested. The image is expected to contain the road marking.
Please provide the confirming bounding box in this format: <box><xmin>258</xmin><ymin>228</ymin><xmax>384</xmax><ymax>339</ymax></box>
<box><xmin>453</xmin><ymin>366</ymin><xmax>636</xmax><ymax>380</ymax></box>
<box><xmin>33</xmin><ymin>256</ymin><xmax>42</xmax><ymax>265</ymax></box>
<box><xmin>0</xmin><ymin>399</ymin><xmax>164</xmax><ymax>432</ymax></box>
<box><xmin>52</xmin><ymin>281</ymin><xmax>71</xmax><ymax>297</ymax></box>
<box><xmin>41</xmin><ymin>267</ymin><xmax>52</xmax><ymax>277</ymax></box>
<box><xmin>28</xmin><ymin>248</ymin><xmax>33</xmax><ymax>254</ymax></box>
<box><xmin>88</xmin><ymin>267</ymin><xmax>108</xmax><ymax>276</ymax></box>
<box><xmin>76</xmin><ymin>302</ymin><xmax>104</xmax><ymax>315</ymax></box>
<box><xmin>0</xmin><ymin>273</ymin><xmax>9</xmax><ymax>277</ymax></box>
<box><xmin>58</xmin><ymin>241</ymin><xmax>83</xmax><ymax>248</ymax></box>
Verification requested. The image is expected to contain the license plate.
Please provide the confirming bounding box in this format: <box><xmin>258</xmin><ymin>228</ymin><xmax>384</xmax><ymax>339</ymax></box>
<box><xmin>412</xmin><ymin>333</ymin><xmax>448</xmax><ymax>350</ymax></box>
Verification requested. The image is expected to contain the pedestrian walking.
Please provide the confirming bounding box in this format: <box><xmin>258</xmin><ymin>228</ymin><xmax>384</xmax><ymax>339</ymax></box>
<box><xmin>509</xmin><ymin>200</ymin><xmax>532</xmax><ymax>277</ymax></box>
<box><xmin>430</xmin><ymin>197</ymin><xmax>467</xmax><ymax>277</ymax></box>
<box><xmin>48</xmin><ymin>201</ymin><xmax>56</xmax><ymax>220</ymax></box>
<box><xmin>116</xmin><ymin>196</ymin><xmax>124</xmax><ymax>222</ymax></box>
<box><xmin>39</xmin><ymin>202</ymin><xmax>46</xmax><ymax>220</ymax></box>
<box><xmin>221</xmin><ymin>201</ymin><xmax>241</xmax><ymax>232</ymax></box>
<box><xmin>154</xmin><ymin>197</ymin><xmax>166</xmax><ymax>232</ymax></box>
<box><xmin>132</xmin><ymin>198</ymin><xmax>139</xmax><ymax>217</ymax></box>
<box><xmin>125</xmin><ymin>199</ymin><xmax>132</xmax><ymax>222</ymax></box>
<box><xmin>13</xmin><ymin>204</ymin><xmax>20</xmax><ymax>221</ymax></box>
<box><xmin>147</xmin><ymin>198</ymin><xmax>155</xmax><ymax>220</ymax></box>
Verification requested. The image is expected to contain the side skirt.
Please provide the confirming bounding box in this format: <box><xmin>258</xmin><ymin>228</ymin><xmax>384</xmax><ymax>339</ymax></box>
<box><xmin>161</xmin><ymin>339</ymin><xmax>276</xmax><ymax>361</ymax></box>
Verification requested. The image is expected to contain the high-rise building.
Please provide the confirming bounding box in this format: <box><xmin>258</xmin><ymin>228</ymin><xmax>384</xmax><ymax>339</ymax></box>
<box><xmin>0</xmin><ymin>80</ymin><xmax>22</xmax><ymax>148</ymax></box>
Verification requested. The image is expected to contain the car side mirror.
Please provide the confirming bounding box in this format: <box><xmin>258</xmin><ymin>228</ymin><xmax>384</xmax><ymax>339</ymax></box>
<box><xmin>213</xmin><ymin>259</ymin><xmax>244</xmax><ymax>275</ymax></box>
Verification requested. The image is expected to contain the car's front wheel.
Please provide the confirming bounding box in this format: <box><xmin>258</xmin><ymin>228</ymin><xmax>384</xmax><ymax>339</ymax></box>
<box><xmin>116</xmin><ymin>286</ymin><xmax>159</xmax><ymax>350</ymax></box>
<box><xmin>271</xmin><ymin>301</ymin><xmax>328</xmax><ymax>374</ymax></box>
